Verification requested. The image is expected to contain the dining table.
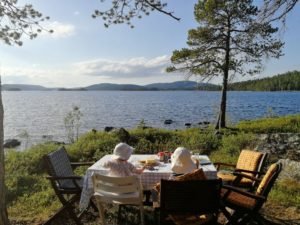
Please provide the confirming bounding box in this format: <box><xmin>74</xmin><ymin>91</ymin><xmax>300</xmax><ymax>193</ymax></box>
<box><xmin>79</xmin><ymin>154</ymin><xmax>217</xmax><ymax>210</ymax></box>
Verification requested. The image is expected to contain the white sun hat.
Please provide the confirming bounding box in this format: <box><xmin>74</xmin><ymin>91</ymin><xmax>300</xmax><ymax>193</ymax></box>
<box><xmin>171</xmin><ymin>147</ymin><xmax>197</xmax><ymax>174</ymax></box>
<box><xmin>113</xmin><ymin>142</ymin><xmax>134</xmax><ymax>160</ymax></box>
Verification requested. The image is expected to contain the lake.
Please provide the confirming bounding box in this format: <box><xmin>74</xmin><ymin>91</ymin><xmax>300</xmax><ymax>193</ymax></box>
<box><xmin>3</xmin><ymin>91</ymin><xmax>300</xmax><ymax>149</ymax></box>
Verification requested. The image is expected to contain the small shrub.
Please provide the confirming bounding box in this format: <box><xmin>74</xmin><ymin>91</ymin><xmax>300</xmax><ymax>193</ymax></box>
<box><xmin>221</xmin><ymin>132</ymin><xmax>257</xmax><ymax>157</ymax></box>
<box><xmin>64</xmin><ymin>105</ymin><xmax>83</xmax><ymax>143</ymax></box>
<box><xmin>236</xmin><ymin>114</ymin><xmax>300</xmax><ymax>133</ymax></box>
<box><xmin>209</xmin><ymin>131</ymin><xmax>257</xmax><ymax>164</ymax></box>
<box><xmin>67</xmin><ymin>131</ymin><xmax>119</xmax><ymax>162</ymax></box>
<box><xmin>179</xmin><ymin>128</ymin><xmax>221</xmax><ymax>155</ymax></box>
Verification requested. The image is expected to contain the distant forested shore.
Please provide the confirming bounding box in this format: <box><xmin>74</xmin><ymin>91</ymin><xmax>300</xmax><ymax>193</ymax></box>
<box><xmin>228</xmin><ymin>71</ymin><xmax>300</xmax><ymax>91</ymax></box>
<box><xmin>3</xmin><ymin>71</ymin><xmax>300</xmax><ymax>91</ymax></box>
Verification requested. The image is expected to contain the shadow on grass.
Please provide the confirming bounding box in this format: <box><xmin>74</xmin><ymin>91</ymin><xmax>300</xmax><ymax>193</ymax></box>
<box><xmin>40</xmin><ymin>204</ymin><xmax>300</xmax><ymax>225</ymax></box>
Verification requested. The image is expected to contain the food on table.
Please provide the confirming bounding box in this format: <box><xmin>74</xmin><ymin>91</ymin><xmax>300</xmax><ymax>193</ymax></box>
<box><xmin>139</xmin><ymin>158</ymin><xmax>159</xmax><ymax>166</ymax></box>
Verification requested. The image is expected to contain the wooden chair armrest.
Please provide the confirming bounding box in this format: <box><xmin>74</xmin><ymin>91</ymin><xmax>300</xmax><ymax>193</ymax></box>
<box><xmin>232</xmin><ymin>172</ymin><xmax>261</xmax><ymax>182</ymax></box>
<box><xmin>222</xmin><ymin>185</ymin><xmax>266</xmax><ymax>201</ymax></box>
<box><xmin>214</xmin><ymin>162</ymin><xmax>236</xmax><ymax>170</ymax></box>
<box><xmin>234</xmin><ymin>168</ymin><xmax>265</xmax><ymax>175</ymax></box>
<box><xmin>46</xmin><ymin>175</ymin><xmax>82</xmax><ymax>180</ymax></box>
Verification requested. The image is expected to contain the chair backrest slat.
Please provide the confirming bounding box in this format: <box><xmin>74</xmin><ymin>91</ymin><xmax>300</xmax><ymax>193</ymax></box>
<box><xmin>93</xmin><ymin>173</ymin><xmax>137</xmax><ymax>185</ymax></box>
<box><xmin>94</xmin><ymin>182</ymin><xmax>138</xmax><ymax>194</ymax></box>
<box><xmin>92</xmin><ymin>174</ymin><xmax>142</xmax><ymax>195</ymax></box>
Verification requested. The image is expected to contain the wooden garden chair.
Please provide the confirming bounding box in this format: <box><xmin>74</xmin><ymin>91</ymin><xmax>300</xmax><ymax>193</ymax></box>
<box><xmin>221</xmin><ymin>162</ymin><xmax>282</xmax><ymax>225</ymax></box>
<box><xmin>43</xmin><ymin>146</ymin><xmax>95</xmax><ymax>225</ymax></box>
<box><xmin>92</xmin><ymin>173</ymin><xmax>145</xmax><ymax>225</ymax></box>
<box><xmin>215</xmin><ymin>149</ymin><xmax>268</xmax><ymax>188</ymax></box>
<box><xmin>158</xmin><ymin>179</ymin><xmax>222</xmax><ymax>225</ymax></box>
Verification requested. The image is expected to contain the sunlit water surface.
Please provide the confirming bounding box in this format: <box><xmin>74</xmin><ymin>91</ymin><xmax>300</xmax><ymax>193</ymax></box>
<box><xmin>3</xmin><ymin>91</ymin><xmax>300</xmax><ymax>149</ymax></box>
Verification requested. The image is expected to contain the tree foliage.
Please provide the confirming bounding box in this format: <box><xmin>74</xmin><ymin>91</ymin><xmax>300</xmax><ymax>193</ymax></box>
<box><xmin>92</xmin><ymin>0</ymin><xmax>179</xmax><ymax>28</ymax></box>
<box><xmin>92</xmin><ymin>0</ymin><xmax>299</xmax><ymax>29</ymax></box>
<box><xmin>259</xmin><ymin>0</ymin><xmax>299</xmax><ymax>23</ymax></box>
<box><xmin>167</xmin><ymin>0</ymin><xmax>283</xmax><ymax>128</ymax></box>
<box><xmin>229</xmin><ymin>70</ymin><xmax>300</xmax><ymax>91</ymax></box>
<box><xmin>0</xmin><ymin>0</ymin><xmax>52</xmax><ymax>46</ymax></box>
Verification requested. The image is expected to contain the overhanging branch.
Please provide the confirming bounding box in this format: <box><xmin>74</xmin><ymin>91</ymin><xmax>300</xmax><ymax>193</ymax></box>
<box><xmin>145</xmin><ymin>0</ymin><xmax>180</xmax><ymax>21</ymax></box>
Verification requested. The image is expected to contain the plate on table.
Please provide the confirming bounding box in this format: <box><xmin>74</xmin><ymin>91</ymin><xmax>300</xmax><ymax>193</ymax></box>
<box><xmin>139</xmin><ymin>159</ymin><xmax>159</xmax><ymax>167</ymax></box>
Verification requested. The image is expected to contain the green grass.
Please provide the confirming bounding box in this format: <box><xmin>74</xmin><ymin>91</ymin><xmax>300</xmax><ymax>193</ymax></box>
<box><xmin>236</xmin><ymin>114</ymin><xmax>300</xmax><ymax>133</ymax></box>
<box><xmin>269</xmin><ymin>179</ymin><xmax>300</xmax><ymax>207</ymax></box>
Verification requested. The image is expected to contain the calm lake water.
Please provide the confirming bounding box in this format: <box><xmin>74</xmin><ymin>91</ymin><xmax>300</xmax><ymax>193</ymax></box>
<box><xmin>3</xmin><ymin>91</ymin><xmax>300</xmax><ymax>149</ymax></box>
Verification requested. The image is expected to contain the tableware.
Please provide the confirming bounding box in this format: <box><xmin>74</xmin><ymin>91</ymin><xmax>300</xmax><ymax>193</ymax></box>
<box><xmin>139</xmin><ymin>158</ymin><xmax>159</xmax><ymax>166</ymax></box>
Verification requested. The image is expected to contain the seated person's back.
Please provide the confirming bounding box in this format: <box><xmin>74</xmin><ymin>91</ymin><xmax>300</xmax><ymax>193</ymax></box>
<box><xmin>103</xmin><ymin>142</ymin><xmax>145</xmax><ymax>177</ymax></box>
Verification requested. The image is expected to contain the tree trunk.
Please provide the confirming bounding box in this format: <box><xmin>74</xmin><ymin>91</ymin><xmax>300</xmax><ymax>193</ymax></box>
<box><xmin>215</xmin><ymin>73</ymin><xmax>228</xmax><ymax>129</ymax></box>
<box><xmin>0</xmin><ymin>78</ymin><xmax>10</xmax><ymax>225</ymax></box>
<box><xmin>215</xmin><ymin>15</ymin><xmax>231</xmax><ymax>130</ymax></box>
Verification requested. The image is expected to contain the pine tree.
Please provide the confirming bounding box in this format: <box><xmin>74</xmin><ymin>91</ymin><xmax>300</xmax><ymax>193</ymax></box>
<box><xmin>167</xmin><ymin>0</ymin><xmax>284</xmax><ymax>128</ymax></box>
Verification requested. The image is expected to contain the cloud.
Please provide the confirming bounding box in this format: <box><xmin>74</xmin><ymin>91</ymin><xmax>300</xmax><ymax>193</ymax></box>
<box><xmin>42</xmin><ymin>21</ymin><xmax>75</xmax><ymax>39</ymax></box>
<box><xmin>2</xmin><ymin>66</ymin><xmax>75</xmax><ymax>87</ymax></box>
<box><xmin>1</xmin><ymin>55</ymin><xmax>184</xmax><ymax>88</ymax></box>
<box><xmin>73</xmin><ymin>55</ymin><xmax>172</xmax><ymax>78</ymax></box>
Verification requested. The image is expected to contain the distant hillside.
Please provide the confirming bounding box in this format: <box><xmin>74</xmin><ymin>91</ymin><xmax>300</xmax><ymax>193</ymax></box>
<box><xmin>145</xmin><ymin>81</ymin><xmax>220</xmax><ymax>90</ymax></box>
<box><xmin>229</xmin><ymin>71</ymin><xmax>300</xmax><ymax>91</ymax></box>
<box><xmin>2</xmin><ymin>84</ymin><xmax>48</xmax><ymax>91</ymax></box>
<box><xmin>2</xmin><ymin>81</ymin><xmax>220</xmax><ymax>91</ymax></box>
<box><xmin>85</xmin><ymin>83</ymin><xmax>147</xmax><ymax>91</ymax></box>
<box><xmin>85</xmin><ymin>81</ymin><xmax>220</xmax><ymax>91</ymax></box>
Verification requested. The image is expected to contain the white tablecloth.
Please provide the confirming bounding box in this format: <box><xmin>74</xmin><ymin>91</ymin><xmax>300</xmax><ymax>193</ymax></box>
<box><xmin>79</xmin><ymin>154</ymin><xmax>217</xmax><ymax>210</ymax></box>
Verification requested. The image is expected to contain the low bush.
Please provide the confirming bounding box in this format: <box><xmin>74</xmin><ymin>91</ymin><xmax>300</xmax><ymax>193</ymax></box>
<box><xmin>178</xmin><ymin>128</ymin><xmax>221</xmax><ymax>155</ymax></box>
<box><xmin>236</xmin><ymin>114</ymin><xmax>300</xmax><ymax>133</ymax></box>
<box><xmin>269</xmin><ymin>179</ymin><xmax>300</xmax><ymax>207</ymax></box>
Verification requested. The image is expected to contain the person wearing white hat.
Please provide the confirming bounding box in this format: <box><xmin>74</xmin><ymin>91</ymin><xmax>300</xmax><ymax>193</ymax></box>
<box><xmin>102</xmin><ymin>142</ymin><xmax>145</xmax><ymax>177</ymax></box>
<box><xmin>151</xmin><ymin>147</ymin><xmax>200</xmax><ymax>203</ymax></box>
<box><xmin>171</xmin><ymin>147</ymin><xmax>197</xmax><ymax>175</ymax></box>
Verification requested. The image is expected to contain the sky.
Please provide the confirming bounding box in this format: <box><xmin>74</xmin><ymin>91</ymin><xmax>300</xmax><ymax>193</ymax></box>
<box><xmin>0</xmin><ymin>0</ymin><xmax>300</xmax><ymax>88</ymax></box>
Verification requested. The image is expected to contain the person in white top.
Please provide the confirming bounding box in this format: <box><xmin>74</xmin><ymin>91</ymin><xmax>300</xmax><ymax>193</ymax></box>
<box><xmin>103</xmin><ymin>142</ymin><xmax>145</xmax><ymax>177</ymax></box>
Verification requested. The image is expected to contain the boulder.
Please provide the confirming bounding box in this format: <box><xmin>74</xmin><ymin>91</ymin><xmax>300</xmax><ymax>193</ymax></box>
<box><xmin>4</xmin><ymin>139</ymin><xmax>21</xmax><ymax>148</ymax></box>
<box><xmin>198</xmin><ymin>121</ymin><xmax>210</xmax><ymax>127</ymax></box>
<box><xmin>278</xmin><ymin>159</ymin><xmax>300</xmax><ymax>181</ymax></box>
<box><xmin>256</xmin><ymin>133</ymin><xmax>300</xmax><ymax>161</ymax></box>
<box><xmin>164</xmin><ymin>119</ymin><xmax>173</xmax><ymax>125</ymax></box>
<box><xmin>104</xmin><ymin>126</ymin><xmax>114</xmax><ymax>132</ymax></box>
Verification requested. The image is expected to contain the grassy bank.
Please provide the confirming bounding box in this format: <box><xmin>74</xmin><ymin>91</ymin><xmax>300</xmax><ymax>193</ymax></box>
<box><xmin>5</xmin><ymin>114</ymin><xmax>300</xmax><ymax>224</ymax></box>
